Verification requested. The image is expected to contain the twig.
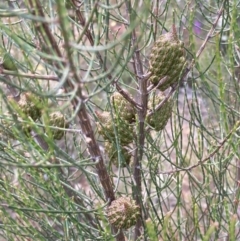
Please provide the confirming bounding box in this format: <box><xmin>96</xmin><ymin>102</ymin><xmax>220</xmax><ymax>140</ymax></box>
<box><xmin>147</xmin><ymin>76</ymin><xmax>169</xmax><ymax>93</ymax></box>
<box><xmin>113</xmin><ymin>78</ymin><xmax>142</xmax><ymax>110</ymax></box>
<box><xmin>147</xmin><ymin>86</ymin><xmax>176</xmax><ymax>117</ymax></box>
<box><xmin>55</xmin><ymin>0</ymin><xmax>116</xmax><ymax>206</ymax></box>
<box><xmin>76</xmin><ymin>3</ymin><xmax>139</xmax><ymax>112</ymax></box>
<box><xmin>29</xmin><ymin>1</ymin><xmax>124</xmax><ymax>240</ymax></box>
<box><xmin>124</xmin><ymin>1</ymin><xmax>147</xmax><ymax>240</ymax></box>
<box><xmin>158</xmin><ymin>121</ymin><xmax>240</xmax><ymax>175</ymax></box>
<box><xmin>2</xmin><ymin>70</ymin><xmax>59</xmax><ymax>81</ymax></box>
<box><xmin>195</xmin><ymin>2</ymin><xmax>225</xmax><ymax>59</ymax></box>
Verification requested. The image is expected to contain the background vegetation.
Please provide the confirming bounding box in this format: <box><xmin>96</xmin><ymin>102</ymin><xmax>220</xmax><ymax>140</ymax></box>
<box><xmin>0</xmin><ymin>0</ymin><xmax>240</xmax><ymax>240</ymax></box>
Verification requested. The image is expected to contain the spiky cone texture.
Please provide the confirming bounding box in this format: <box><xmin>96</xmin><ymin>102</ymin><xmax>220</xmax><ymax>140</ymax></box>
<box><xmin>8</xmin><ymin>92</ymin><xmax>42</xmax><ymax>121</ymax></box>
<box><xmin>111</xmin><ymin>92</ymin><xmax>136</xmax><ymax>123</ymax></box>
<box><xmin>105</xmin><ymin>141</ymin><xmax>132</xmax><ymax>167</ymax></box>
<box><xmin>47</xmin><ymin>112</ymin><xmax>69</xmax><ymax>140</ymax></box>
<box><xmin>146</xmin><ymin>92</ymin><xmax>173</xmax><ymax>131</ymax></box>
<box><xmin>107</xmin><ymin>197</ymin><xmax>140</xmax><ymax>229</ymax></box>
<box><xmin>96</xmin><ymin>111</ymin><xmax>134</xmax><ymax>145</ymax></box>
<box><xmin>149</xmin><ymin>31</ymin><xmax>186</xmax><ymax>91</ymax></box>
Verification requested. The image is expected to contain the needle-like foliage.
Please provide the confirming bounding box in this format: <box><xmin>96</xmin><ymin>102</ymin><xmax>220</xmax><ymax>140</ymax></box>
<box><xmin>0</xmin><ymin>1</ymin><xmax>239</xmax><ymax>241</ymax></box>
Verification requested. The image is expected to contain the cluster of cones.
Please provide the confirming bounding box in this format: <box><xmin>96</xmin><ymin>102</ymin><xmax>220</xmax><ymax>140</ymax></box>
<box><xmin>1</xmin><ymin>92</ymin><xmax>68</xmax><ymax>140</ymax></box>
<box><xmin>103</xmin><ymin>29</ymin><xmax>186</xmax><ymax>230</ymax></box>
<box><xmin>2</xmin><ymin>28</ymin><xmax>187</xmax><ymax>231</ymax></box>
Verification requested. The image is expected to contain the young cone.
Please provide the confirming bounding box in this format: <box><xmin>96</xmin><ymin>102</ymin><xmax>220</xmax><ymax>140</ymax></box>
<box><xmin>105</xmin><ymin>141</ymin><xmax>132</xmax><ymax>167</ymax></box>
<box><xmin>107</xmin><ymin>197</ymin><xmax>140</xmax><ymax>229</ymax></box>
<box><xmin>46</xmin><ymin>111</ymin><xmax>69</xmax><ymax>140</ymax></box>
<box><xmin>146</xmin><ymin>91</ymin><xmax>173</xmax><ymax>131</ymax></box>
<box><xmin>96</xmin><ymin>111</ymin><xmax>134</xmax><ymax>145</ymax></box>
<box><xmin>8</xmin><ymin>92</ymin><xmax>42</xmax><ymax>121</ymax></box>
<box><xmin>149</xmin><ymin>26</ymin><xmax>186</xmax><ymax>90</ymax></box>
<box><xmin>111</xmin><ymin>92</ymin><xmax>135</xmax><ymax>123</ymax></box>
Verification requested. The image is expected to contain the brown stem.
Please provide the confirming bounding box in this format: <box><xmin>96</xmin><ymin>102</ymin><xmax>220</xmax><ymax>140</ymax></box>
<box><xmin>57</xmin><ymin>2</ymin><xmax>126</xmax><ymax>239</ymax></box>
<box><xmin>114</xmin><ymin>79</ymin><xmax>142</xmax><ymax>110</ymax></box>
<box><xmin>28</xmin><ymin>1</ymin><xmax>125</xmax><ymax>240</ymax></box>
<box><xmin>147</xmin><ymin>76</ymin><xmax>169</xmax><ymax>93</ymax></box>
<box><xmin>76</xmin><ymin>2</ymin><xmax>149</xmax><ymax>239</ymax></box>
<box><xmin>124</xmin><ymin>1</ymin><xmax>147</xmax><ymax>239</ymax></box>
<box><xmin>132</xmin><ymin>33</ymin><xmax>146</xmax><ymax>240</ymax></box>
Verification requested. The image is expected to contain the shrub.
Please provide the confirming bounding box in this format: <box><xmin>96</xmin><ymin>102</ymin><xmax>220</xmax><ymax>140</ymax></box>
<box><xmin>0</xmin><ymin>1</ymin><xmax>239</xmax><ymax>240</ymax></box>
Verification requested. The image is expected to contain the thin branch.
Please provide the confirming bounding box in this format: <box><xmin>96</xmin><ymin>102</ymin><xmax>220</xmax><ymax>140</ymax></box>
<box><xmin>28</xmin><ymin>0</ymin><xmax>63</xmax><ymax>58</ymax></box>
<box><xmin>147</xmin><ymin>86</ymin><xmax>175</xmax><ymax>117</ymax></box>
<box><xmin>28</xmin><ymin>1</ymin><xmax>124</xmax><ymax>239</ymax></box>
<box><xmin>195</xmin><ymin>2</ymin><xmax>225</xmax><ymax>59</ymax></box>
<box><xmin>55</xmin><ymin>1</ymin><xmax>125</xmax><ymax>240</ymax></box>
<box><xmin>158</xmin><ymin>121</ymin><xmax>240</xmax><ymax>175</ymax></box>
<box><xmin>2</xmin><ymin>70</ymin><xmax>59</xmax><ymax>81</ymax></box>
<box><xmin>78</xmin><ymin>2</ymin><xmax>147</xmax><ymax>239</ymax></box>
<box><xmin>113</xmin><ymin>78</ymin><xmax>142</xmax><ymax>110</ymax></box>
<box><xmin>147</xmin><ymin>76</ymin><xmax>169</xmax><ymax>93</ymax></box>
<box><xmin>124</xmin><ymin>1</ymin><xmax>148</xmax><ymax>240</ymax></box>
<box><xmin>76</xmin><ymin>3</ymin><xmax>139</xmax><ymax>112</ymax></box>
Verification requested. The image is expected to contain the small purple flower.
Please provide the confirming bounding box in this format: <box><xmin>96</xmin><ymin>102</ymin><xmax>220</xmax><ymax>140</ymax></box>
<box><xmin>194</xmin><ymin>20</ymin><xmax>202</xmax><ymax>35</ymax></box>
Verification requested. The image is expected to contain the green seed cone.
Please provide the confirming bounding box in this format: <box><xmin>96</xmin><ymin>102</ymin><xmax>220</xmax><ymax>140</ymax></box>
<box><xmin>146</xmin><ymin>91</ymin><xmax>173</xmax><ymax>131</ymax></box>
<box><xmin>47</xmin><ymin>112</ymin><xmax>69</xmax><ymax>140</ymax></box>
<box><xmin>96</xmin><ymin>111</ymin><xmax>134</xmax><ymax>145</ymax></box>
<box><xmin>105</xmin><ymin>141</ymin><xmax>132</xmax><ymax>167</ymax></box>
<box><xmin>2</xmin><ymin>52</ymin><xmax>18</xmax><ymax>71</ymax></box>
<box><xmin>149</xmin><ymin>31</ymin><xmax>186</xmax><ymax>90</ymax></box>
<box><xmin>111</xmin><ymin>92</ymin><xmax>135</xmax><ymax>123</ymax></box>
<box><xmin>107</xmin><ymin>197</ymin><xmax>140</xmax><ymax>229</ymax></box>
<box><xmin>8</xmin><ymin>92</ymin><xmax>42</xmax><ymax>121</ymax></box>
